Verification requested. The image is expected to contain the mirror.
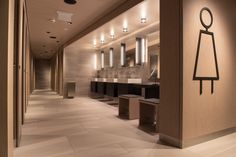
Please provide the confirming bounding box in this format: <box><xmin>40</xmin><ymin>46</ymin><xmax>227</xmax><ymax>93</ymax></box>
<box><xmin>148</xmin><ymin>45</ymin><xmax>160</xmax><ymax>81</ymax></box>
<box><xmin>126</xmin><ymin>48</ymin><xmax>135</xmax><ymax>67</ymax></box>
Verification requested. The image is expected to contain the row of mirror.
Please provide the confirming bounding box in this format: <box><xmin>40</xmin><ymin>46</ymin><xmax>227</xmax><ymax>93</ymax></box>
<box><xmin>100</xmin><ymin>37</ymin><xmax>148</xmax><ymax>69</ymax></box>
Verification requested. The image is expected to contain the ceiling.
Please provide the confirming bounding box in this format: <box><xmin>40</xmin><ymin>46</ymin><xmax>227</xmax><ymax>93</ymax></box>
<box><xmin>67</xmin><ymin>0</ymin><xmax>160</xmax><ymax>52</ymax></box>
<box><xmin>26</xmin><ymin>0</ymin><xmax>129</xmax><ymax>59</ymax></box>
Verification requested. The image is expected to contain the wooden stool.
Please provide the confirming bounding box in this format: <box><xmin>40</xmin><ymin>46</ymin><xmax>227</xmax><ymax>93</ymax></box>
<box><xmin>119</xmin><ymin>95</ymin><xmax>142</xmax><ymax>120</ymax></box>
<box><xmin>139</xmin><ymin>98</ymin><xmax>159</xmax><ymax>132</ymax></box>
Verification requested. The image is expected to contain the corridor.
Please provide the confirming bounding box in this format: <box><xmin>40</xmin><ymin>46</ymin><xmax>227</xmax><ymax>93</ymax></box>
<box><xmin>14</xmin><ymin>91</ymin><xmax>236</xmax><ymax>157</ymax></box>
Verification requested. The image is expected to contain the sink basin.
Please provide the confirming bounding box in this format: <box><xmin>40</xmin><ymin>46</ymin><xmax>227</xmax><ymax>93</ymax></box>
<box><xmin>127</xmin><ymin>78</ymin><xmax>142</xmax><ymax>84</ymax></box>
<box><xmin>117</xmin><ymin>78</ymin><xmax>142</xmax><ymax>84</ymax></box>
<box><xmin>93</xmin><ymin>78</ymin><xmax>142</xmax><ymax>84</ymax></box>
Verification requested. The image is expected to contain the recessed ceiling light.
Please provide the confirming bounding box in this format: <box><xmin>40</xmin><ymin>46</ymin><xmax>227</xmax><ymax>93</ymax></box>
<box><xmin>49</xmin><ymin>18</ymin><xmax>56</xmax><ymax>23</ymax></box>
<box><xmin>123</xmin><ymin>27</ymin><xmax>128</xmax><ymax>33</ymax></box>
<box><xmin>110</xmin><ymin>30</ymin><xmax>115</xmax><ymax>39</ymax></box>
<box><xmin>110</xmin><ymin>34</ymin><xmax>115</xmax><ymax>39</ymax></box>
<box><xmin>141</xmin><ymin>17</ymin><xmax>147</xmax><ymax>23</ymax></box>
<box><xmin>123</xmin><ymin>21</ymin><xmax>128</xmax><ymax>33</ymax></box>
<box><xmin>50</xmin><ymin>36</ymin><xmax>57</xmax><ymax>39</ymax></box>
<box><xmin>66</xmin><ymin>21</ymin><xmax>72</xmax><ymax>25</ymax></box>
<box><xmin>93</xmin><ymin>40</ymin><xmax>97</xmax><ymax>47</ymax></box>
<box><xmin>64</xmin><ymin>0</ymin><xmax>77</xmax><ymax>5</ymax></box>
<box><xmin>100</xmin><ymin>35</ymin><xmax>105</xmax><ymax>44</ymax></box>
<box><xmin>101</xmin><ymin>40</ymin><xmax>105</xmax><ymax>44</ymax></box>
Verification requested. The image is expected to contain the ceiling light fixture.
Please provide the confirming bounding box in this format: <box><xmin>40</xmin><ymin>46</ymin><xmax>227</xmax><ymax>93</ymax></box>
<box><xmin>50</xmin><ymin>36</ymin><xmax>57</xmax><ymax>39</ymax></box>
<box><xmin>66</xmin><ymin>21</ymin><xmax>72</xmax><ymax>25</ymax></box>
<box><xmin>110</xmin><ymin>34</ymin><xmax>115</xmax><ymax>39</ymax></box>
<box><xmin>93</xmin><ymin>40</ymin><xmax>97</xmax><ymax>47</ymax></box>
<box><xmin>101</xmin><ymin>40</ymin><xmax>105</xmax><ymax>44</ymax></box>
<box><xmin>100</xmin><ymin>35</ymin><xmax>105</xmax><ymax>44</ymax></box>
<box><xmin>123</xmin><ymin>21</ymin><xmax>128</xmax><ymax>33</ymax></box>
<box><xmin>123</xmin><ymin>27</ymin><xmax>128</xmax><ymax>33</ymax></box>
<box><xmin>49</xmin><ymin>18</ymin><xmax>56</xmax><ymax>23</ymax></box>
<box><xmin>110</xmin><ymin>29</ymin><xmax>115</xmax><ymax>39</ymax></box>
<box><xmin>141</xmin><ymin>17</ymin><xmax>147</xmax><ymax>23</ymax></box>
<box><xmin>64</xmin><ymin>0</ymin><xmax>77</xmax><ymax>5</ymax></box>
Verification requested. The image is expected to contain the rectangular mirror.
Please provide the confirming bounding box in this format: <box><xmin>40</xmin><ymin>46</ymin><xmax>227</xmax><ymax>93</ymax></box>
<box><xmin>148</xmin><ymin>44</ymin><xmax>160</xmax><ymax>81</ymax></box>
<box><xmin>126</xmin><ymin>48</ymin><xmax>135</xmax><ymax>67</ymax></box>
<box><xmin>120</xmin><ymin>43</ymin><xmax>126</xmax><ymax>67</ymax></box>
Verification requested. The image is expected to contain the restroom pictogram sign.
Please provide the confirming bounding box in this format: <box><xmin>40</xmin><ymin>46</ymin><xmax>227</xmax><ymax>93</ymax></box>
<box><xmin>193</xmin><ymin>7</ymin><xmax>219</xmax><ymax>95</ymax></box>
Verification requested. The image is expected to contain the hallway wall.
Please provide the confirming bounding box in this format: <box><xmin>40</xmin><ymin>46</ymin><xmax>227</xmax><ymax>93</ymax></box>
<box><xmin>0</xmin><ymin>0</ymin><xmax>15</xmax><ymax>156</ymax></box>
<box><xmin>160</xmin><ymin>0</ymin><xmax>236</xmax><ymax>148</ymax></box>
<box><xmin>35</xmin><ymin>59</ymin><xmax>51</xmax><ymax>89</ymax></box>
<box><xmin>64</xmin><ymin>47</ymin><xmax>97</xmax><ymax>96</ymax></box>
<box><xmin>51</xmin><ymin>54</ymin><xmax>58</xmax><ymax>92</ymax></box>
<box><xmin>182</xmin><ymin>0</ymin><xmax>236</xmax><ymax>147</ymax></box>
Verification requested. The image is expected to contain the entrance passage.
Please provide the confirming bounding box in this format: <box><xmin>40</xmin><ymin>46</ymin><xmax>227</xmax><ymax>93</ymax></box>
<box><xmin>14</xmin><ymin>90</ymin><xmax>236</xmax><ymax>157</ymax></box>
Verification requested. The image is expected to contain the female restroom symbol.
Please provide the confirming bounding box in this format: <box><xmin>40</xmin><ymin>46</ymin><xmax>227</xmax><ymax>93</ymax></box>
<box><xmin>193</xmin><ymin>7</ymin><xmax>219</xmax><ymax>95</ymax></box>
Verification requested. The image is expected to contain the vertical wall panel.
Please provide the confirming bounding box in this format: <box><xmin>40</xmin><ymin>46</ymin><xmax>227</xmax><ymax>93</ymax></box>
<box><xmin>64</xmin><ymin>47</ymin><xmax>96</xmax><ymax>96</ymax></box>
<box><xmin>159</xmin><ymin>0</ymin><xmax>183</xmax><ymax>148</ymax></box>
<box><xmin>0</xmin><ymin>0</ymin><xmax>14</xmax><ymax>156</ymax></box>
<box><xmin>35</xmin><ymin>59</ymin><xmax>51</xmax><ymax>89</ymax></box>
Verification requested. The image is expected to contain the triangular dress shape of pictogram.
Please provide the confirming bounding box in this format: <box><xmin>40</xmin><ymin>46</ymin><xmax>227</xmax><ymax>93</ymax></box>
<box><xmin>193</xmin><ymin>7</ymin><xmax>219</xmax><ymax>95</ymax></box>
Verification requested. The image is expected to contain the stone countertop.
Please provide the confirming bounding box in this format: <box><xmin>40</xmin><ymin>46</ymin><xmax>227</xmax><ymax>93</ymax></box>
<box><xmin>139</xmin><ymin>98</ymin><xmax>160</xmax><ymax>104</ymax></box>
<box><xmin>119</xmin><ymin>95</ymin><xmax>143</xmax><ymax>98</ymax></box>
<box><xmin>91</xmin><ymin>80</ymin><xmax>160</xmax><ymax>86</ymax></box>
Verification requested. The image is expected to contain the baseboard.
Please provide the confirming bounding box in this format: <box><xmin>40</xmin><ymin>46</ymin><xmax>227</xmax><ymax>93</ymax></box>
<box><xmin>182</xmin><ymin>127</ymin><xmax>236</xmax><ymax>148</ymax></box>
<box><xmin>159</xmin><ymin>133</ymin><xmax>182</xmax><ymax>148</ymax></box>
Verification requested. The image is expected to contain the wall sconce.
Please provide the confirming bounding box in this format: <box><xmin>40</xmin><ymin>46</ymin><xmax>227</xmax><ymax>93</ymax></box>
<box><xmin>141</xmin><ymin>38</ymin><xmax>147</xmax><ymax>63</ymax></box>
<box><xmin>109</xmin><ymin>48</ymin><xmax>114</xmax><ymax>68</ymax></box>
<box><xmin>94</xmin><ymin>54</ymin><xmax>97</xmax><ymax>70</ymax></box>
<box><xmin>136</xmin><ymin>38</ymin><xmax>142</xmax><ymax>65</ymax></box>
<box><xmin>101</xmin><ymin>51</ymin><xmax>104</xmax><ymax>69</ymax></box>
<box><xmin>136</xmin><ymin>37</ymin><xmax>147</xmax><ymax>65</ymax></box>
<box><xmin>120</xmin><ymin>43</ymin><xmax>126</xmax><ymax>67</ymax></box>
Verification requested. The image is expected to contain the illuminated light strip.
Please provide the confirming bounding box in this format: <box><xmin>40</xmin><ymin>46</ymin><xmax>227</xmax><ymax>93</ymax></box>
<box><xmin>120</xmin><ymin>43</ymin><xmax>126</xmax><ymax>66</ymax></box>
<box><xmin>94</xmin><ymin>54</ymin><xmax>97</xmax><ymax>70</ymax></box>
<box><xmin>101</xmin><ymin>51</ymin><xmax>104</xmax><ymax>69</ymax></box>
<box><xmin>109</xmin><ymin>48</ymin><xmax>114</xmax><ymax>68</ymax></box>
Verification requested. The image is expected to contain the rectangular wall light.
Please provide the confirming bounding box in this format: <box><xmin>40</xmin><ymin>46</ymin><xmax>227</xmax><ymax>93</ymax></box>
<box><xmin>101</xmin><ymin>51</ymin><xmax>104</xmax><ymax>69</ymax></box>
<box><xmin>142</xmin><ymin>38</ymin><xmax>147</xmax><ymax>63</ymax></box>
<box><xmin>94</xmin><ymin>54</ymin><xmax>97</xmax><ymax>70</ymax></box>
<box><xmin>136</xmin><ymin>37</ymin><xmax>147</xmax><ymax>65</ymax></box>
<box><xmin>120</xmin><ymin>43</ymin><xmax>126</xmax><ymax>67</ymax></box>
<box><xmin>109</xmin><ymin>48</ymin><xmax>114</xmax><ymax>68</ymax></box>
<box><xmin>136</xmin><ymin>38</ymin><xmax>142</xmax><ymax>65</ymax></box>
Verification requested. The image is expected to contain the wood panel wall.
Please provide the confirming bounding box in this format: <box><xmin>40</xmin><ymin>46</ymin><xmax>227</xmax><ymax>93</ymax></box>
<box><xmin>0</xmin><ymin>0</ymin><xmax>15</xmax><ymax>156</ymax></box>
<box><xmin>51</xmin><ymin>54</ymin><xmax>58</xmax><ymax>91</ymax></box>
<box><xmin>159</xmin><ymin>0</ymin><xmax>183</xmax><ymax>148</ymax></box>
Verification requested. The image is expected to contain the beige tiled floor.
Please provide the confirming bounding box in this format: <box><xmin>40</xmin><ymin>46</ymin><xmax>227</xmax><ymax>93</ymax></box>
<box><xmin>14</xmin><ymin>90</ymin><xmax>236</xmax><ymax>157</ymax></box>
